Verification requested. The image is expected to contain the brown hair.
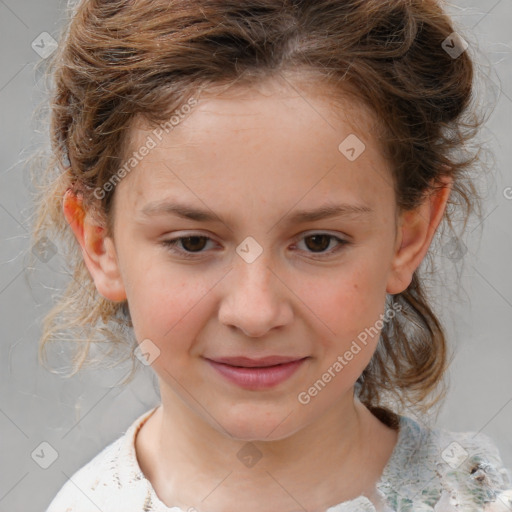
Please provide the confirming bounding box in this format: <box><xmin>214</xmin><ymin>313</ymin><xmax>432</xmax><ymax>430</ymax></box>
<box><xmin>29</xmin><ymin>0</ymin><xmax>494</xmax><ymax>421</ymax></box>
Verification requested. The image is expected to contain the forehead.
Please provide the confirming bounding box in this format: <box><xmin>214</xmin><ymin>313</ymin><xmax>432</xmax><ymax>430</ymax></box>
<box><xmin>115</xmin><ymin>77</ymin><xmax>395</xmax><ymax>220</ymax></box>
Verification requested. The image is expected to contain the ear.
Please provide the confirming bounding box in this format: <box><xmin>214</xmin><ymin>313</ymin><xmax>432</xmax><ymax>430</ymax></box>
<box><xmin>62</xmin><ymin>189</ymin><xmax>127</xmax><ymax>302</ymax></box>
<box><xmin>386</xmin><ymin>175</ymin><xmax>453</xmax><ymax>295</ymax></box>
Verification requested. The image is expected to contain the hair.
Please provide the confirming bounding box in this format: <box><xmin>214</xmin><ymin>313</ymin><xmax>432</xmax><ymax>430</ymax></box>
<box><xmin>28</xmin><ymin>0</ymin><xmax>496</xmax><ymax>423</ymax></box>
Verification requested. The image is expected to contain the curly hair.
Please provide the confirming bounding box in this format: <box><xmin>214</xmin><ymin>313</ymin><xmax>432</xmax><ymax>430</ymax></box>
<box><xmin>28</xmin><ymin>0</ymin><xmax>495</xmax><ymax>422</ymax></box>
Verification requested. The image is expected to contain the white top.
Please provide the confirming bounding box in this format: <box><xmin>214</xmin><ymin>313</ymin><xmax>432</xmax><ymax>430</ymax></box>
<box><xmin>46</xmin><ymin>406</ymin><xmax>512</xmax><ymax>512</ymax></box>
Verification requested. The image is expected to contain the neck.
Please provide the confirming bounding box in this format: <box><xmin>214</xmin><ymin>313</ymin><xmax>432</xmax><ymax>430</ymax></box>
<box><xmin>135</xmin><ymin>382</ymin><xmax>392</xmax><ymax>512</ymax></box>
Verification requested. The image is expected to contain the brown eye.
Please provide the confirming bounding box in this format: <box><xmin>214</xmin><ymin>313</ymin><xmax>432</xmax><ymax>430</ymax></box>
<box><xmin>295</xmin><ymin>233</ymin><xmax>349</xmax><ymax>257</ymax></box>
<box><xmin>304</xmin><ymin>234</ymin><xmax>332</xmax><ymax>253</ymax></box>
<box><xmin>178</xmin><ymin>236</ymin><xmax>209</xmax><ymax>252</ymax></box>
<box><xmin>161</xmin><ymin>235</ymin><xmax>214</xmax><ymax>259</ymax></box>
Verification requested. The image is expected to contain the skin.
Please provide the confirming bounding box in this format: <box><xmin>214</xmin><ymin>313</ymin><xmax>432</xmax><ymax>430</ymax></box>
<box><xmin>63</xmin><ymin>75</ymin><xmax>452</xmax><ymax>512</ymax></box>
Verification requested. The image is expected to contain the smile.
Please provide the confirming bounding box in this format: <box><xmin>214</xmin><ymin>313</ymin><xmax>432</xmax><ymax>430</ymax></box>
<box><xmin>205</xmin><ymin>358</ymin><xmax>309</xmax><ymax>390</ymax></box>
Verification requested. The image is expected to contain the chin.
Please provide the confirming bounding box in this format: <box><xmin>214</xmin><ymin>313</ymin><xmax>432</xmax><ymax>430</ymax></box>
<box><xmin>215</xmin><ymin>407</ymin><xmax>304</xmax><ymax>443</ymax></box>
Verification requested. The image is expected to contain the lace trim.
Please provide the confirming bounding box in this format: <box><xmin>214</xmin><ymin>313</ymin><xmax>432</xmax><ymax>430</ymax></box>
<box><xmin>122</xmin><ymin>407</ymin><xmax>512</xmax><ymax>512</ymax></box>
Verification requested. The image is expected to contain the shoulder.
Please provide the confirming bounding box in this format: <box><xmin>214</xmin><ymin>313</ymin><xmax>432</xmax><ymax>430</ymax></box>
<box><xmin>380</xmin><ymin>414</ymin><xmax>512</xmax><ymax>511</ymax></box>
<box><xmin>45</xmin><ymin>407</ymin><xmax>159</xmax><ymax>512</ymax></box>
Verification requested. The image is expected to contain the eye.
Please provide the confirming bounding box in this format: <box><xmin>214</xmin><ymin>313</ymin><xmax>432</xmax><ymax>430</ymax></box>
<box><xmin>292</xmin><ymin>232</ymin><xmax>349</xmax><ymax>258</ymax></box>
<box><xmin>161</xmin><ymin>235</ymin><xmax>215</xmax><ymax>259</ymax></box>
<box><xmin>161</xmin><ymin>232</ymin><xmax>349</xmax><ymax>260</ymax></box>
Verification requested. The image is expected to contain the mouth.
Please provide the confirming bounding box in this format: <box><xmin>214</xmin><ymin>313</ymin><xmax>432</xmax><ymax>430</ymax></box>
<box><xmin>204</xmin><ymin>356</ymin><xmax>310</xmax><ymax>390</ymax></box>
<box><xmin>206</xmin><ymin>355</ymin><xmax>309</xmax><ymax>368</ymax></box>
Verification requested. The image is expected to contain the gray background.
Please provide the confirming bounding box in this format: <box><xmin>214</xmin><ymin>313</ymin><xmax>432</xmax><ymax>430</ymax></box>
<box><xmin>0</xmin><ymin>1</ymin><xmax>511</xmax><ymax>511</ymax></box>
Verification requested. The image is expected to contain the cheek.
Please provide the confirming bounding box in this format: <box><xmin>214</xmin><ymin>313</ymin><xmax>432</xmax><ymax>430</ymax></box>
<box><xmin>124</xmin><ymin>256</ymin><xmax>214</xmax><ymax>353</ymax></box>
<box><xmin>296</xmin><ymin>257</ymin><xmax>388</xmax><ymax>356</ymax></box>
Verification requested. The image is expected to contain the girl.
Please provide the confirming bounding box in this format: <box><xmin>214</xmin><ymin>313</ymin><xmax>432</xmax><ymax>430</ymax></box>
<box><xmin>33</xmin><ymin>0</ymin><xmax>511</xmax><ymax>511</ymax></box>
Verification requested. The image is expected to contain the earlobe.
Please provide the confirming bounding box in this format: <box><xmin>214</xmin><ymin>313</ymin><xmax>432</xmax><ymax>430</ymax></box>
<box><xmin>386</xmin><ymin>177</ymin><xmax>453</xmax><ymax>295</ymax></box>
<box><xmin>62</xmin><ymin>189</ymin><xmax>127</xmax><ymax>302</ymax></box>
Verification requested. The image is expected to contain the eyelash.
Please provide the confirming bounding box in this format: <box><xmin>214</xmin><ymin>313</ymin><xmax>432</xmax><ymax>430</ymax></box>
<box><xmin>160</xmin><ymin>232</ymin><xmax>350</xmax><ymax>260</ymax></box>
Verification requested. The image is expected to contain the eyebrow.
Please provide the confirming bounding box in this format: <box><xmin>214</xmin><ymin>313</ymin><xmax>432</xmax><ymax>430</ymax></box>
<box><xmin>140</xmin><ymin>200</ymin><xmax>374</xmax><ymax>225</ymax></box>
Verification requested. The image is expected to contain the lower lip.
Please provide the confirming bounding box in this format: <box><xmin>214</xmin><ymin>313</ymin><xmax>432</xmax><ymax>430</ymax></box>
<box><xmin>205</xmin><ymin>358</ymin><xmax>308</xmax><ymax>390</ymax></box>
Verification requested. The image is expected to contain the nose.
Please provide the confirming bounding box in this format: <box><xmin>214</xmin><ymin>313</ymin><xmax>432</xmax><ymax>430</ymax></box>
<box><xmin>217</xmin><ymin>252</ymin><xmax>293</xmax><ymax>338</ymax></box>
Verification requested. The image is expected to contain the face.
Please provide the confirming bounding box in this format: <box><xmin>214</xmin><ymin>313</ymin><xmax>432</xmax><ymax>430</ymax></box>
<box><xmin>73</xmin><ymin>76</ymin><xmax>433</xmax><ymax>442</ymax></box>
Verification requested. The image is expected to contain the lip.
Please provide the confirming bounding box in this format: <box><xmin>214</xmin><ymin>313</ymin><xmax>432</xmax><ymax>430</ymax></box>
<box><xmin>207</xmin><ymin>355</ymin><xmax>307</xmax><ymax>368</ymax></box>
<box><xmin>204</xmin><ymin>357</ymin><xmax>309</xmax><ymax>390</ymax></box>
